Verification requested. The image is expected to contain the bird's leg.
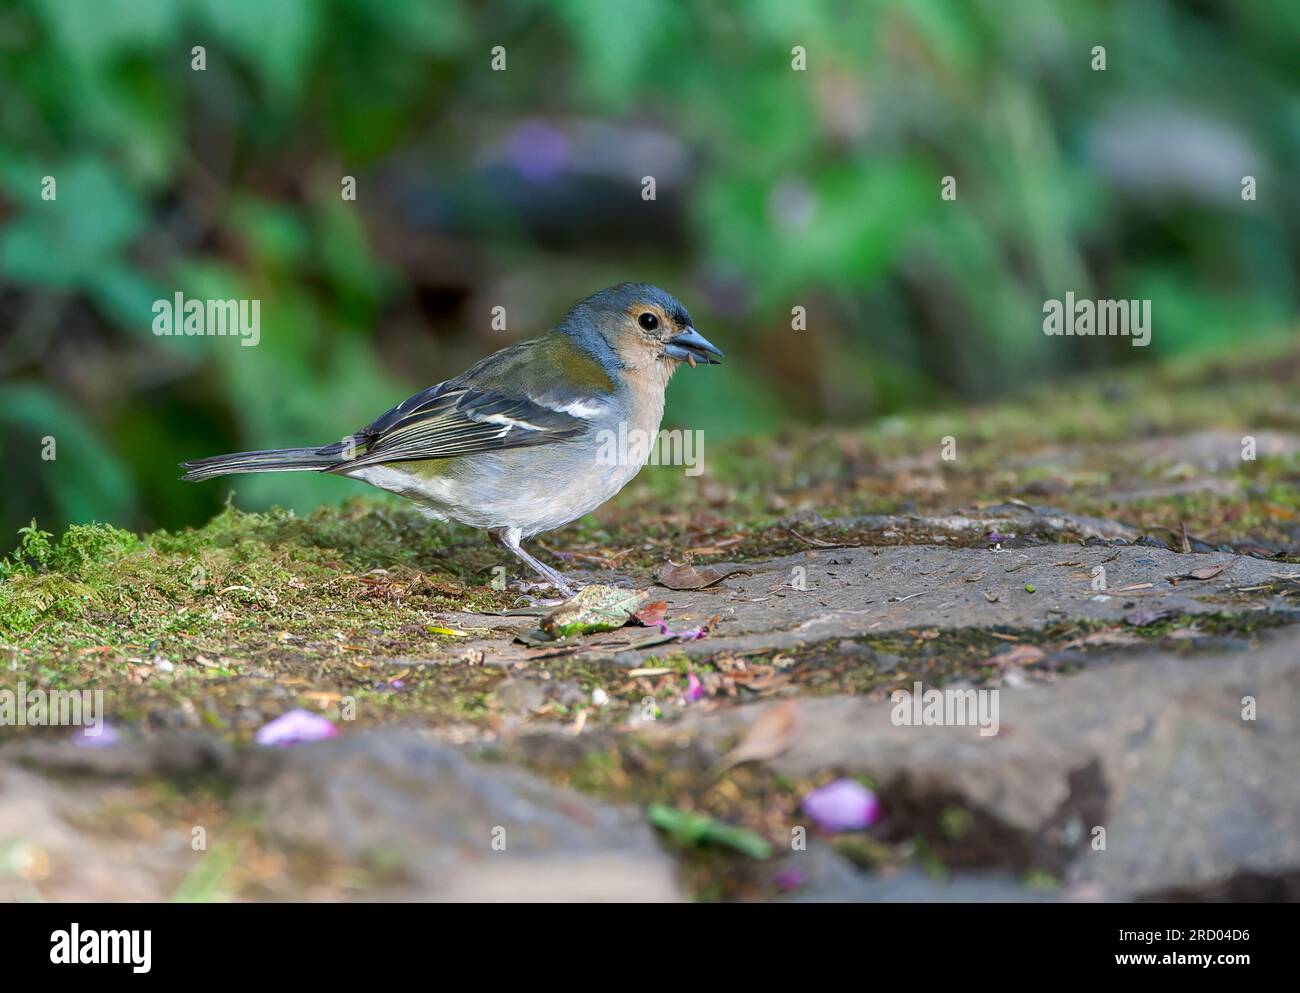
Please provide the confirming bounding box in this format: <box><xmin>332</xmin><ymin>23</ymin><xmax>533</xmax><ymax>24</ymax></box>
<box><xmin>489</xmin><ymin>527</ymin><xmax>577</xmax><ymax>597</ymax></box>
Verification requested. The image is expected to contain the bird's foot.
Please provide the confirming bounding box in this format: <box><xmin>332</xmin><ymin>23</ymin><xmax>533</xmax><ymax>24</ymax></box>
<box><xmin>507</xmin><ymin>579</ymin><xmax>551</xmax><ymax>593</ymax></box>
<box><xmin>507</xmin><ymin>577</ymin><xmax>580</xmax><ymax>603</ymax></box>
<box><xmin>489</xmin><ymin>527</ymin><xmax>587</xmax><ymax>601</ymax></box>
<box><xmin>510</xmin><ymin>594</ymin><xmax>569</xmax><ymax>609</ymax></box>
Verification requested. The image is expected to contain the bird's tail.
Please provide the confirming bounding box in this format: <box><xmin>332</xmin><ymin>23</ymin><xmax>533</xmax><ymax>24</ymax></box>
<box><xmin>179</xmin><ymin>447</ymin><xmax>339</xmax><ymax>481</ymax></box>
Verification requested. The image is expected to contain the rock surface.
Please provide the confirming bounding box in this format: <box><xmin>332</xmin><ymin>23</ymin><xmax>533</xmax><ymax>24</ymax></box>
<box><xmin>642</xmin><ymin>627</ymin><xmax>1300</xmax><ymax>900</ymax></box>
<box><xmin>1</xmin><ymin>730</ymin><xmax>682</xmax><ymax>902</ymax></box>
<box><xmin>249</xmin><ymin>730</ymin><xmax>681</xmax><ymax>901</ymax></box>
<box><xmin>434</xmin><ymin>539</ymin><xmax>1296</xmax><ymax>665</ymax></box>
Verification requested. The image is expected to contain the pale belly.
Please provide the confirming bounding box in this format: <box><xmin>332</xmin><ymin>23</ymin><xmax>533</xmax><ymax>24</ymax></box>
<box><xmin>344</xmin><ymin>439</ymin><xmax>649</xmax><ymax>537</ymax></box>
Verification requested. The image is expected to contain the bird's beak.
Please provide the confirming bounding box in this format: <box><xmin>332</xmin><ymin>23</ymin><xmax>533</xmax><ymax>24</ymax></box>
<box><xmin>664</xmin><ymin>326</ymin><xmax>724</xmax><ymax>366</ymax></box>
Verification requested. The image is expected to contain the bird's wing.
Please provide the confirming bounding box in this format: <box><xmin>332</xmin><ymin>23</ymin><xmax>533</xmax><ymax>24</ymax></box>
<box><xmin>321</xmin><ymin>337</ymin><xmax>615</xmax><ymax>470</ymax></box>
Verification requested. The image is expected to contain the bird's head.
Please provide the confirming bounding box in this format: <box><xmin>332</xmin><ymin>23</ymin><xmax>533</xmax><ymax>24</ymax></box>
<box><xmin>559</xmin><ymin>283</ymin><xmax>724</xmax><ymax>373</ymax></box>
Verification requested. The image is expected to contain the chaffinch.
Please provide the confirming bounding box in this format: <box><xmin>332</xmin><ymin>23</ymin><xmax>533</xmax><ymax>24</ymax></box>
<box><xmin>181</xmin><ymin>283</ymin><xmax>723</xmax><ymax>594</ymax></box>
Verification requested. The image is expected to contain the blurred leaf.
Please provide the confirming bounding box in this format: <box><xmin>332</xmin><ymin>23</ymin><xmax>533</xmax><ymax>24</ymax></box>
<box><xmin>339</xmin><ymin>0</ymin><xmax>469</xmax><ymax>55</ymax></box>
<box><xmin>554</xmin><ymin>0</ymin><xmax>677</xmax><ymax>108</ymax></box>
<box><xmin>0</xmin><ymin>384</ymin><xmax>137</xmax><ymax>529</ymax></box>
<box><xmin>191</xmin><ymin>0</ymin><xmax>320</xmax><ymax>99</ymax></box>
<box><xmin>89</xmin><ymin>262</ymin><xmax>168</xmax><ymax>337</ymax></box>
<box><xmin>0</xmin><ymin>159</ymin><xmax>145</xmax><ymax>288</ymax></box>
<box><xmin>31</xmin><ymin>0</ymin><xmax>180</xmax><ymax>68</ymax></box>
<box><xmin>647</xmin><ymin>804</ymin><xmax>774</xmax><ymax>859</ymax></box>
<box><xmin>229</xmin><ymin>197</ymin><xmax>311</xmax><ymax>270</ymax></box>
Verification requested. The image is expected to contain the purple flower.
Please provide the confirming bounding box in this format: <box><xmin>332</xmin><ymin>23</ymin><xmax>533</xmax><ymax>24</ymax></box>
<box><xmin>654</xmin><ymin>622</ymin><xmax>707</xmax><ymax>641</ymax></box>
<box><xmin>255</xmin><ymin>709</ymin><xmax>339</xmax><ymax>747</ymax></box>
<box><xmin>72</xmin><ymin>723</ymin><xmax>120</xmax><ymax>748</ymax></box>
<box><xmin>685</xmin><ymin>672</ymin><xmax>704</xmax><ymax>701</ymax></box>
<box><xmin>773</xmin><ymin>868</ymin><xmax>807</xmax><ymax>893</ymax></box>
<box><xmin>801</xmin><ymin>779</ymin><xmax>880</xmax><ymax>833</ymax></box>
<box><xmin>986</xmin><ymin>530</ymin><xmax>1004</xmax><ymax>545</ymax></box>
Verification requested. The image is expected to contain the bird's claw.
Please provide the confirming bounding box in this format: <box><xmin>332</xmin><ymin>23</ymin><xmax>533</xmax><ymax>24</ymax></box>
<box><xmin>507</xmin><ymin>578</ymin><xmax>577</xmax><ymax>602</ymax></box>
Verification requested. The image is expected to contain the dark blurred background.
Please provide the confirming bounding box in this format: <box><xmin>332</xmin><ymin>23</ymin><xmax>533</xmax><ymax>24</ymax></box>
<box><xmin>1</xmin><ymin>0</ymin><xmax>1298</xmax><ymax>550</ymax></box>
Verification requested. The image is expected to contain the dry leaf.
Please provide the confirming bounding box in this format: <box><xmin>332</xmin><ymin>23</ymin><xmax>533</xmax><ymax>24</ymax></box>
<box><xmin>655</xmin><ymin>562</ymin><xmax>751</xmax><ymax>591</ymax></box>
<box><xmin>633</xmin><ymin>600</ymin><xmax>669</xmax><ymax>626</ymax></box>
<box><xmin>1166</xmin><ymin>560</ymin><xmax>1235</xmax><ymax>585</ymax></box>
<box><xmin>715</xmin><ymin>700</ymin><xmax>799</xmax><ymax>773</ymax></box>
<box><xmin>1125</xmin><ymin>606</ymin><xmax>1178</xmax><ymax>627</ymax></box>
<box><xmin>788</xmin><ymin>529</ymin><xmax>857</xmax><ymax>549</ymax></box>
<box><xmin>1063</xmin><ymin>629</ymin><xmax>1143</xmax><ymax>649</ymax></box>
<box><xmin>985</xmin><ymin>644</ymin><xmax>1045</xmax><ymax>667</ymax></box>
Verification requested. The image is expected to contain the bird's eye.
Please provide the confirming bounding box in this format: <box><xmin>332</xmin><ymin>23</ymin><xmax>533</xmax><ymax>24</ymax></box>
<box><xmin>638</xmin><ymin>312</ymin><xmax>659</xmax><ymax>331</ymax></box>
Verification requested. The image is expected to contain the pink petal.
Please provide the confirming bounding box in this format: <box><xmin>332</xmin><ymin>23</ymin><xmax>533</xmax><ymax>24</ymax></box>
<box><xmin>685</xmin><ymin>672</ymin><xmax>705</xmax><ymax>701</ymax></box>
<box><xmin>654</xmin><ymin>621</ymin><xmax>707</xmax><ymax>642</ymax></box>
<box><xmin>801</xmin><ymin>779</ymin><xmax>880</xmax><ymax>832</ymax></box>
<box><xmin>774</xmin><ymin>868</ymin><xmax>807</xmax><ymax>892</ymax></box>
<box><xmin>72</xmin><ymin>724</ymin><xmax>120</xmax><ymax>748</ymax></box>
<box><xmin>255</xmin><ymin>709</ymin><xmax>339</xmax><ymax>747</ymax></box>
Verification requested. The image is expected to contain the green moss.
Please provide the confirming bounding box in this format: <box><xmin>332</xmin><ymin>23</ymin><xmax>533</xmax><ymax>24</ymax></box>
<box><xmin>1</xmin><ymin>520</ymin><xmax>140</xmax><ymax>579</ymax></box>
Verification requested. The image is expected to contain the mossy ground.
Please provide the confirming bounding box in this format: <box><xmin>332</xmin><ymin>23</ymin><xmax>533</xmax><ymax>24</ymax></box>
<box><xmin>3</xmin><ymin>343</ymin><xmax>1299</xmax><ymax>899</ymax></box>
<box><xmin>3</xmin><ymin>343</ymin><xmax>1298</xmax><ymax>734</ymax></box>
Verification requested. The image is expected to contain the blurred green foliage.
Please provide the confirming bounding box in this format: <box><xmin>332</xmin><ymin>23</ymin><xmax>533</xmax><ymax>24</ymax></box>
<box><xmin>1</xmin><ymin>0</ymin><xmax>1298</xmax><ymax>549</ymax></box>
